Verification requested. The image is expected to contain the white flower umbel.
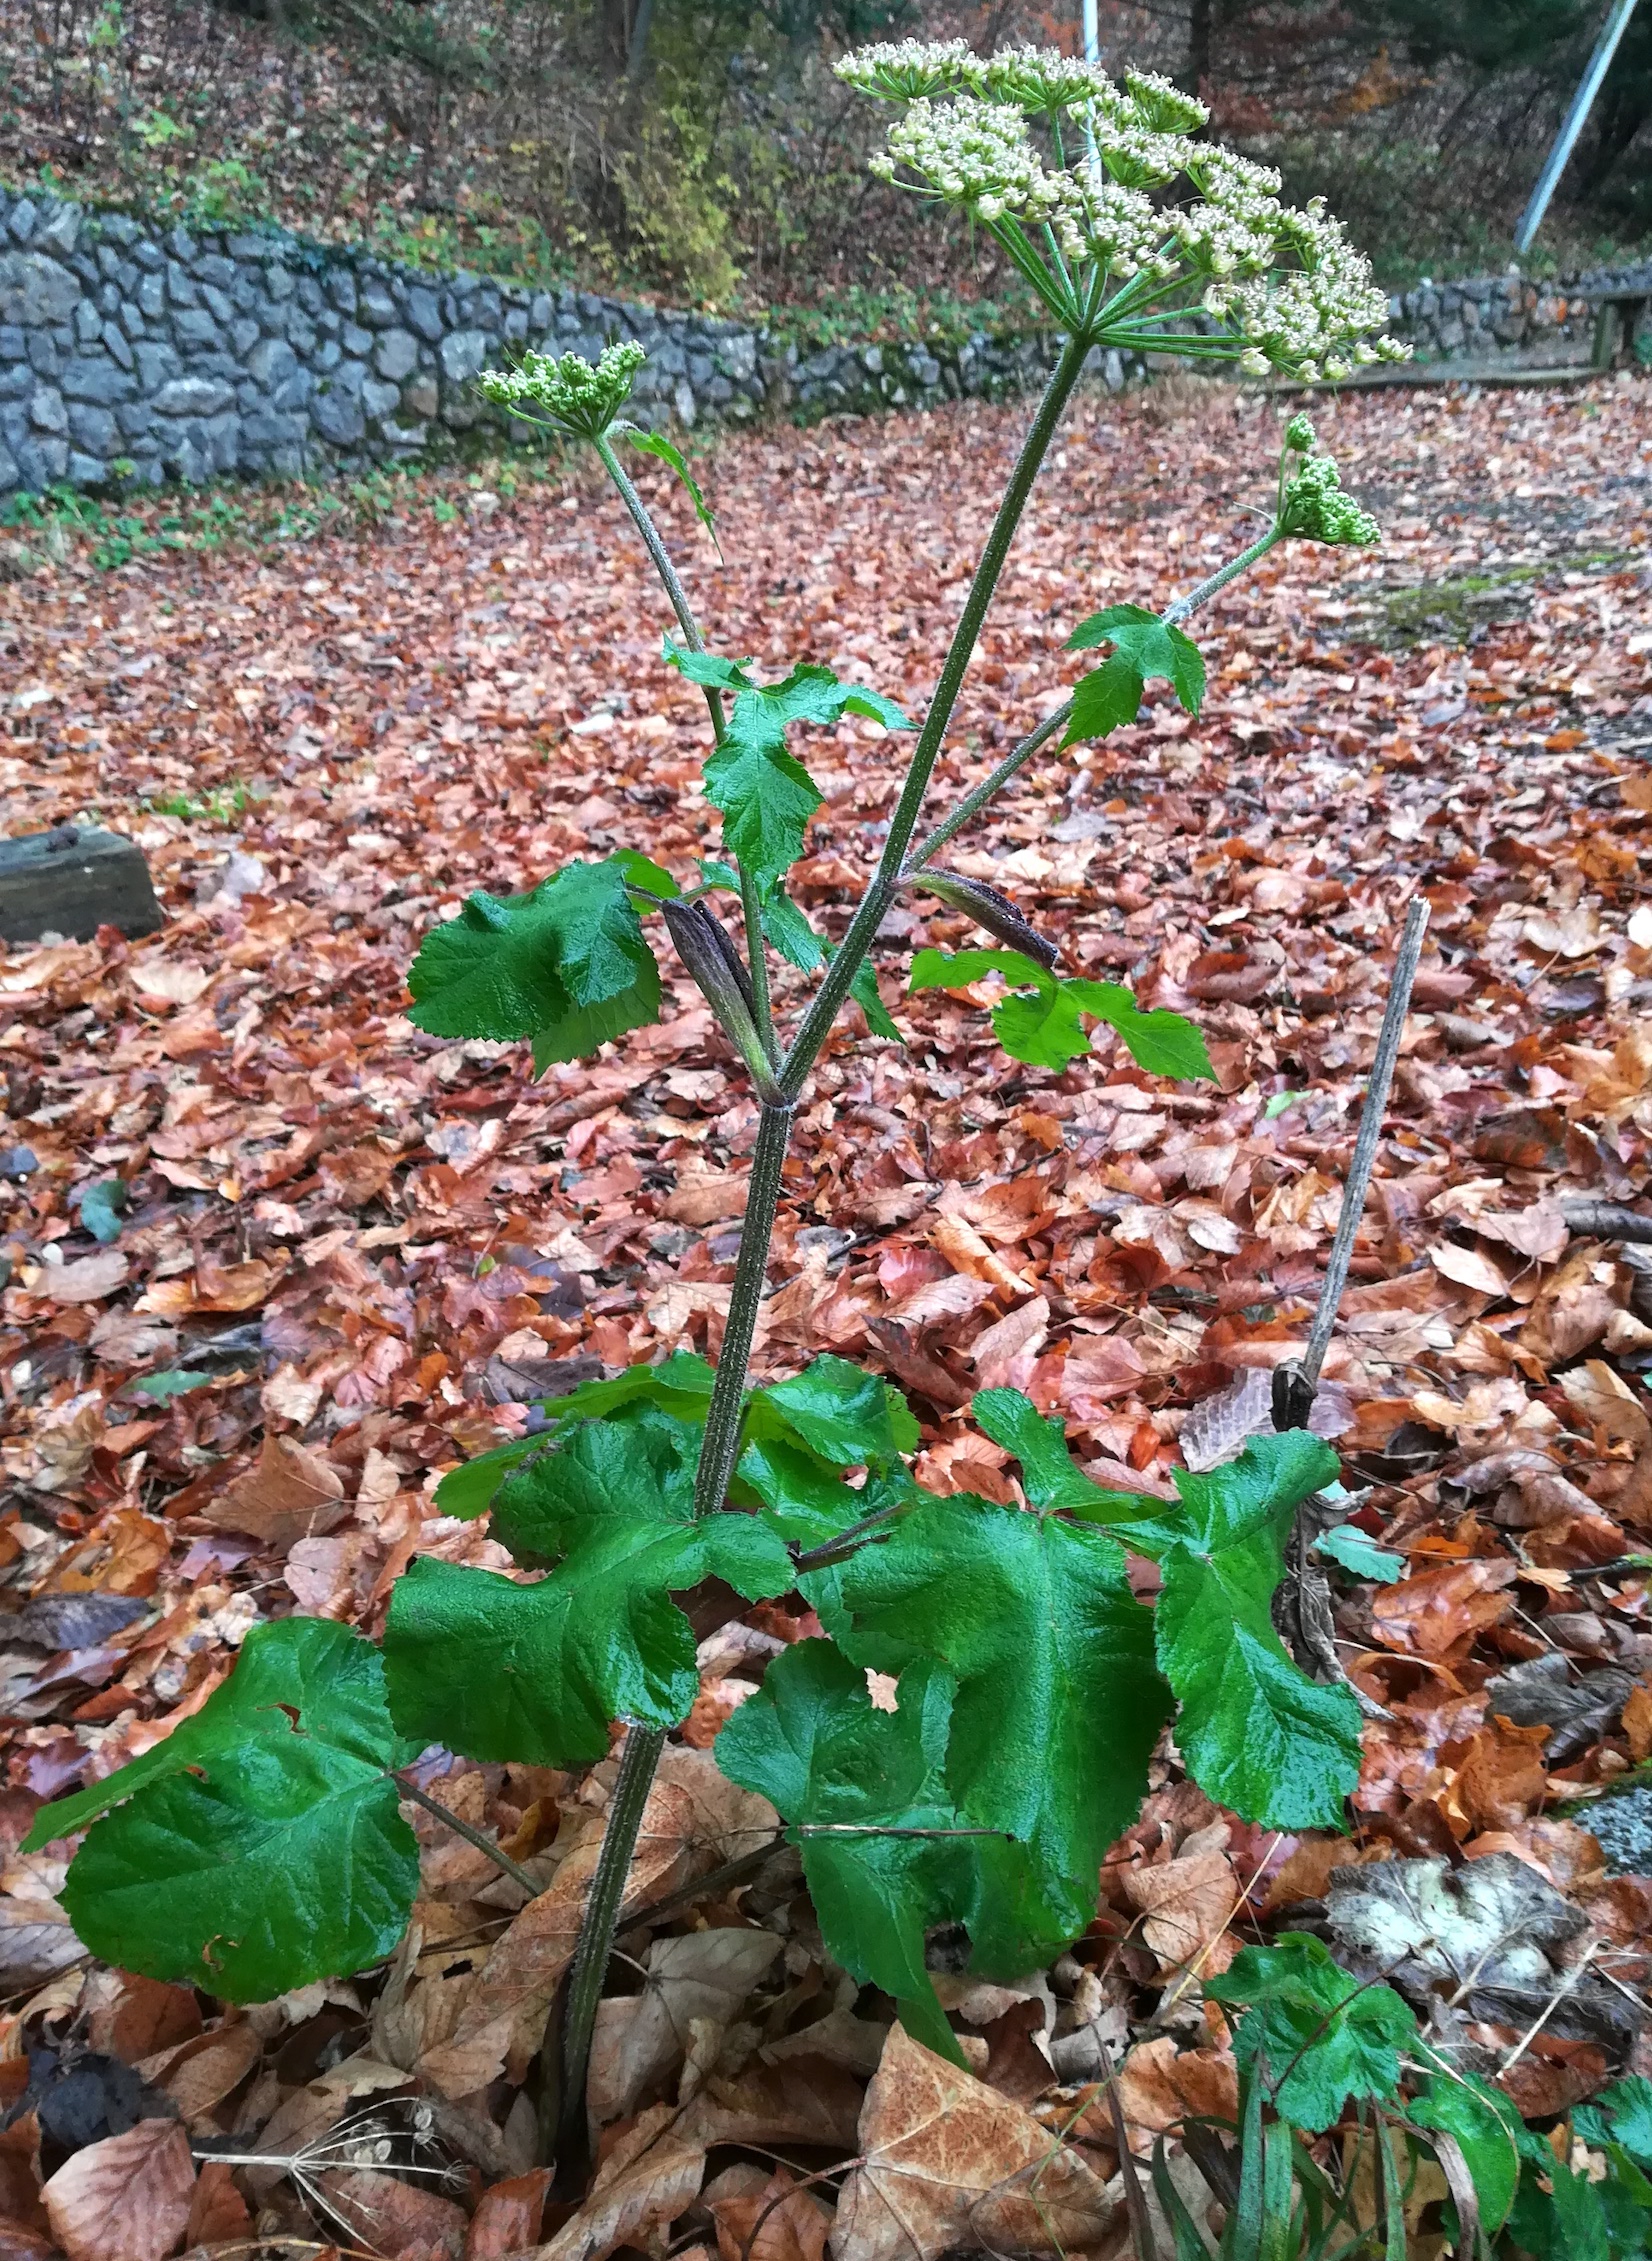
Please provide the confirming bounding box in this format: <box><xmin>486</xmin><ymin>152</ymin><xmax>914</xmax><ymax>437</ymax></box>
<box><xmin>476</xmin><ymin>341</ymin><xmax>647</xmax><ymax>439</ymax></box>
<box><xmin>841</xmin><ymin>38</ymin><xmax>1406</xmax><ymax>378</ymax></box>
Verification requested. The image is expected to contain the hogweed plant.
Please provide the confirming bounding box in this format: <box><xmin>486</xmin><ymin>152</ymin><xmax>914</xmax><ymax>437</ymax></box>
<box><xmin>29</xmin><ymin>41</ymin><xmax>1410</xmax><ymax>2179</ymax></box>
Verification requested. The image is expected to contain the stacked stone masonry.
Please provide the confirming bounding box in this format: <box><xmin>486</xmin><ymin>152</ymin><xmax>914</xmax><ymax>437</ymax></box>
<box><xmin>0</xmin><ymin>182</ymin><xmax>1646</xmax><ymax>496</ymax></box>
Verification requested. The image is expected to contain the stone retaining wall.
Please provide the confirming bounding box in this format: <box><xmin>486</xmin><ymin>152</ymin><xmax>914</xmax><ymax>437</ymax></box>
<box><xmin>1395</xmin><ymin>262</ymin><xmax>1652</xmax><ymax>361</ymax></box>
<box><xmin>0</xmin><ymin>178</ymin><xmax>1645</xmax><ymax>497</ymax></box>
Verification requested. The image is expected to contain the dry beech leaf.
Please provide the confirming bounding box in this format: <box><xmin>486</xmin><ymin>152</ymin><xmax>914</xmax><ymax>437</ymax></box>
<box><xmin>708</xmin><ymin>2165</ymin><xmax>831</xmax><ymax>2261</ymax></box>
<box><xmin>42</xmin><ymin>2117</ymin><xmax>196</xmax><ymax>2261</ymax></box>
<box><xmin>538</xmin><ymin>2129</ymin><xmax>706</xmax><ymax>2261</ymax></box>
<box><xmin>832</xmin><ymin>2024</ymin><xmax>1121</xmax><ymax>2261</ymax></box>
<box><xmin>202</xmin><ymin>1433</ymin><xmax>349</xmax><ymax>1551</ymax></box>
<box><xmin>1115</xmin><ymin>2036</ymin><xmax>1239</xmax><ymax>2147</ymax></box>
<box><xmin>588</xmin><ymin>1928</ymin><xmax>782</xmax><ymax>2123</ymax></box>
<box><xmin>1119</xmin><ymin>1839</ymin><xmax>1241</xmax><ymax>1982</ymax></box>
<box><xmin>465</xmin><ymin>2165</ymin><xmax>553</xmax><ymax>2257</ymax></box>
<box><xmin>312</xmin><ymin>2165</ymin><xmax>468</xmax><ymax>2259</ymax></box>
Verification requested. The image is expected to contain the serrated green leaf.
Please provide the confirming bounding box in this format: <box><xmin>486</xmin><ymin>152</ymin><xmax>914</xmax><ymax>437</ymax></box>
<box><xmin>1314</xmin><ymin>1525</ymin><xmax>1405</xmax><ymax>1583</ymax></box>
<box><xmin>715</xmin><ymin>1642</ymin><xmax>1074</xmax><ymax>2064</ymax></box>
<box><xmin>748</xmin><ymin>1353</ymin><xmax>919</xmax><ymax>1466</ymax></box>
<box><xmin>1411</xmin><ymin>2068</ymin><xmax>1523</xmax><ymax>2235</ymax></box>
<box><xmin>909</xmin><ymin>950</ymin><xmax>1209</xmax><ymax>1079</ymax></box>
<box><xmin>431</xmin><ymin>1353</ymin><xmax>719</xmax><ymax>1517</ymax></box>
<box><xmin>1154</xmin><ymin>1432</ymin><xmax>1361</xmax><ymax>1830</ymax></box>
<box><xmin>384</xmin><ymin>1407</ymin><xmax>792</xmax><ymax>1765</ymax></box>
<box><xmin>1579</xmin><ymin>2076</ymin><xmax>1652</xmax><ymax>2171</ymax></box>
<box><xmin>1065</xmin><ymin>605</ymin><xmax>1205</xmax><ymax>744</ymax></box>
<box><xmin>26</xmin><ymin>1618</ymin><xmax>418</xmax><ymax>2003</ymax></box>
<box><xmin>1206</xmin><ymin>1934</ymin><xmax>1415</xmax><ymax>2133</ymax></box>
<box><xmin>620</xmin><ymin>428</ymin><xmax>721</xmax><ymax>557</ymax></box>
<box><xmin>970</xmin><ymin>1388</ymin><xmax>1160</xmax><ymax>1520</ymax></box>
<box><xmin>408</xmin><ymin>859</ymin><xmax>660</xmax><ymax>1063</ymax></box>
<box><xmin>615</xmin><ymin>848</ymin><xmax>681</xmax><ymax>899</ymax></box>
<box><xmin>819</xmin><ymin>1492</ymin><xmax>1169</xmax><ymax>1932</ymax></box>
<box><xmin>667</xmin><ymin>642</ymin><xmax>912</xmax><ymax>884</ymax></box>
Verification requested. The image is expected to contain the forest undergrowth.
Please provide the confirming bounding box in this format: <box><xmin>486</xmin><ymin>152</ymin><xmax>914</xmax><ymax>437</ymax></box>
<box><xmin>2</xmin><ymin>373</ymin><xmax>1652</xmax><ymax>2255</ymax></box>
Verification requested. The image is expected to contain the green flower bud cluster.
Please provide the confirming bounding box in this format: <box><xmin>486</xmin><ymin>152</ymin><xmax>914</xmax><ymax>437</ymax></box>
<box><xmin>1278</xmin><ymin>453</ymin><xmax>1380</xmax><ymax>546</ymax></box>
<box><xmin>476</xmin><ymin>341</ymin><xmax>647</xmax><ymax>438</ymax></box>
<box><xmin>841</xmin><ymin>39</ymin><xmax>1408</xmax><ymax>383</ymax></box>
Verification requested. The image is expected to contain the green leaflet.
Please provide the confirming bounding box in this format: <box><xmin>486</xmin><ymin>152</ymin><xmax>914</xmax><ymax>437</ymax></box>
<box><xmin>1411</xmin><ymin>2067</ymin><xmax>1523</xmax><ymax>2237</ymax></box>
<box><xmin>909</xmin><ymin>947</ymin><xmax>1212</xmax><ymax>1079</ymax></box>
<box><xmin>748</xmin><ymin>1352</ymin><xmax>919</xmax><ymax>1466</ymax></box>
<box><xmin>76</xmin><ymin>1177</ymin><xmax>129</xmax><ymax>1244</ymax></box>
<box><xmin>702</xmin><ymin>861</ymin><xmax>900</xmax><ymax>1043</ymax></box>
<box><xmin>1153</xmin><ymin>1432</ymin><xmax>1362</xmax><ymax>1831</ymax></box>
<box><xmin>433</xmin><ymin>1352</ymin><xmax>718</xmax><ymax>1516</ymax></box>
<box><xmin>432</xmin><ymin>1352</ymin><xmax>913</xmax><ymax>1521</ymax></box>
<box><xmin>1313</xmin><ymin>1524</ymin><xmax>1405</xmax><ymax>1583</ymax></box>
<box><xmin>618</xmin><ymin>427</ymin><xmax>721</xmax><ymax>557</ymax></box>
<box><xmin>971</xmin><ymin>1388</ymin><xmax>1174</xmax><ymax>1531</ymax></box>
<box><xmin>24</xmin><ymin>1618</ymin><xmax>419</xmax><ymax>2003</ymax></box>
<box><xmin>715</xmin><ymin>1642</ymin><xmax>1074</xmax><ymax>2065</ymax></box>
<box><xmin>407</xmin><ymin>859</ymin><xmax>660</xmax><ymax>1065</ymax></box>
<box><xmin>817</xmin><ymin>1490</ymin><xmax>1169</xmax><ymax>1934</ymax></box>
<box><xmin>383</xmin><ymin>1407</ymin><xmax>794</xmax><ymax>1765</ymax></box>
<box><xmin>666</xmin><ymin>640</ymin><xmax>911</xmax><ymax>883</ymax></box>
<box><xmin>1063</xmin><ymin>603</ymin><xmax>1205</xmax><ymax>746</ymax></box>
<box><xmin>1206</xmin><ymin>1935</ymin><xmax>1415</xmax><ymax>2134</ymax></box>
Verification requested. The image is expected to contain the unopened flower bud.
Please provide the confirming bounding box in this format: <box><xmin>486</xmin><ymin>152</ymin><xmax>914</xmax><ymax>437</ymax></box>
<box><xmin>662</xmin><ymin>899</ymin><xmax>779</xmax><ymax>1094</ymax></box>
<box><xmin>912</xmin><ymin>870</ymin><xmax>1060</xmax><ymax>969</ymax></box>
<box><xmin>1284</xmin><ymin>411</ymin><xmax>1316</xmax><ymax>453</ymax></box>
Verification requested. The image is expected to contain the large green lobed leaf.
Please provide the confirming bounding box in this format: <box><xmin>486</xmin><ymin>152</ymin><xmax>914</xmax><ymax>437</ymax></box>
<box><xmin>407</xmin><ymin>859</ymin><xmax>660</xmax><ymax>1064</ymax></box>
<box><xmin>817</xmin><ymin>1490</ymin><xmax>1170</xmax><ymax>1934</ymax></box>
<box><xmin>25</xmin><ymin>1618</ymin><xmax>419</xmax><ymax>2002</ymax></box>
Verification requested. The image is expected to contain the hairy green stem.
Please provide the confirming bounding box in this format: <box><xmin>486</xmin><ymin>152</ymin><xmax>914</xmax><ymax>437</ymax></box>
<box><xmin>554</xmin><ymin>342</ymin><xmax>1086</xmax><ymax>2153</ymax></box>
<box><xmin>553</xmin><ymin>1718</ymin><xmax>665</xmax><ymax>2170</ymax></box>
<box><xmin>692</xmin><ymin>1098</ymin><xmax>793</xmax><ymax>1517</ymax></box>
<box><xmin>777</xmin><ymin>328</ymin><xmax>1094</xmax><ymax>1101</ymax></box>
<box><xmin>592</xmin><ymin>433</ymin><xmax>776</xmax><ymax>1085</ymax></box>
<box><xmin>906</xmin><ymin>526</ymin><xmax>1285</xmax><ymax>874</ymax></box>
<box><xmin>739</xmin><ymin>862</ymin><xmax>779</xmax><ymax>1063</ymax></box>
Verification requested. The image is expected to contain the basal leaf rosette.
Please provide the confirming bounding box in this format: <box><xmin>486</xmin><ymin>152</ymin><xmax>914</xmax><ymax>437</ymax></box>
<box><xmin>839</xmin><ymin>39</ymin><xmax>1407</xmax><ymax>381</ymax></box>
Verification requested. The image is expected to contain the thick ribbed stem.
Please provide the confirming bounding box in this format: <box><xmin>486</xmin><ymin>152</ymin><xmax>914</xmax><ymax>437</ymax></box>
<box><xmin>777</xmin><ymin>329</ymin><xmax>1093</xmax><ymax>1101</ymax></box>
<box><xmin>692</xmin><ymin>1099</ymin><xmax>792</xmax><ymax>1516</ymax></box>
<box><xmin>552</xmin><ymin>1719</ymin><xmax>665</xmax><ymax>2169</ymax></box>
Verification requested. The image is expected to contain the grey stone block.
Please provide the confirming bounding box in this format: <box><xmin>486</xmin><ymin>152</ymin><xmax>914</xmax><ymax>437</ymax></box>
<box><xmin>311</xmin><ymin>386</ymin><xmax>365</xmax><ymax>444</ymax></box>
<box><xmin>0</xmin><ymin>251</ymin><xmax>81</xmax><ymax>326</ymax></box>
<box><xmin>439</xmin><ymin>327</ymin><xmax>491</xmax><ymax>384</ymax></box>
<box><xmin>0</xmin><ymin>326</ymin><xmax>23</xmax><ymax>360</ymax></box>
<box><xmin>166</xmin><ymin>260</ymin><xmax>198</xmax><ymax>308</ymax></box>
<box><xmin>9</xmin><ymin>199</ymin><xmax>38</xmax><ymax>243</ymax></box>
<box><xmin>361</xmin><ymin>376</ymin><xmax>400</xmax><ymax>420</ymax></box>
<box><xmin>0</xmin><ymin>442</ymin><xmax>16</xmax><ymax>489</ymax></box>
<box><xmin>154</xmin><ymin>375</ymin><xmax>234</xmax><ymax>415</ymax></box>
<box><xmin>67</xmin><ymin>403</ymin><xmax>117</xmax><ymax>455</ymax></box>
<box><xmin>359</xmin><ymin>280</ymin><xmax>397</xmax><ymax>326</ymax></box>
<box><xmin>401</xmin><ymin>374</ymin><xmax>437</xmax><ymax>419</ymax></box>
<box><xmin>66</xmin><ymin>449</ymin><xmax>105</xmax><ymax>485</ymax></box>
<box><xmin>405</xmin><ymin>286</ymin><xmax>444</xmax><ymax>342</ymax></box>
<box><xmin>374</xmin><ymin>327</ymin><xmax>418</xmax><ymax>381</ymax></box>
<box><xmin>61</xmin><ymin>356</ymin><xmax>132</xmax><ymax>404</ymax></box>
<box><xmin>173</xmin><ymin>308</ymin><xmax>221</xmax><ymax>349</ymax></box>
<box><xmin>137</xmin><ymin>272</ymin><xmax>166</xmax><ymax>319</ymax></box>
<box><xmin>133</xmin><ymin>342</ymin><xmax>181</xmax><ymax>390</ymax></box>
<box><xmin>328</xmin><ymin>269</ymin><xmax>357</xmax><ymax>314</ymax></box>
<box><xmin>247</xmin><ymin>335</ymin><xmax>297</xmax><ymax>387</ymax></box>
<box><xmin>231</xmin><ymin>317</ymin><xmax>261</xmax><ymax>357</ymax></box>
<box><xmin>36</xmin><ymin>205</ymin><xmax>80</xmax><ymax>258</ymax></box>
<box><xmin>201</xmin><ymin>283</ymin><xmax>235</xmax><ymax>324</ymax></box>
<box><xmin>29</xmin><ymin>385</ymin><xmax>65</xmax><ymax>434</ymax></box>
<box><xmin>73</xmin><ymin>301</ymin><xmax>101</xmax><ymax>345</ymax></box>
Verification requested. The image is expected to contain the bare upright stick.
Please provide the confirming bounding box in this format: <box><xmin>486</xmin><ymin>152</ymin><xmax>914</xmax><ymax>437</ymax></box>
<box><xmin>1273</xmin><ymin>895</ymin><xmax>1430</xmax><ymax>1430</ymax></box>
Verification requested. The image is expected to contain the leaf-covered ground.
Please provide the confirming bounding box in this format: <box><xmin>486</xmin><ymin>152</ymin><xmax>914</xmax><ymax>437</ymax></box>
<box><xmin>2</xmin><ymin>372</ymin><xmax>1652</xmax><ymax>2256</ymax></box>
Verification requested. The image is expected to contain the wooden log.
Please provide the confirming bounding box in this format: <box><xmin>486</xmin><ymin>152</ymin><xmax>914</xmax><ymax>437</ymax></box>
<box><xmin>0</xmin><ymin>825</ymin><xmax>164</xmax><ymax>944</ymax></box>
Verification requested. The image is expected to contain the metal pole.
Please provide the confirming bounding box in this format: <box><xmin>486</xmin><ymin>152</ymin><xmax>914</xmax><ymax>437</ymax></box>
<box><xmin>1515</xmin><ymin>0</ymin><xmax>1641</xmax><ymax>253</ymax></box>
<box><xmin>1082</xmin><ymin>0</ymin><xmax>1098</xmax><ymax>65</ymax></box>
